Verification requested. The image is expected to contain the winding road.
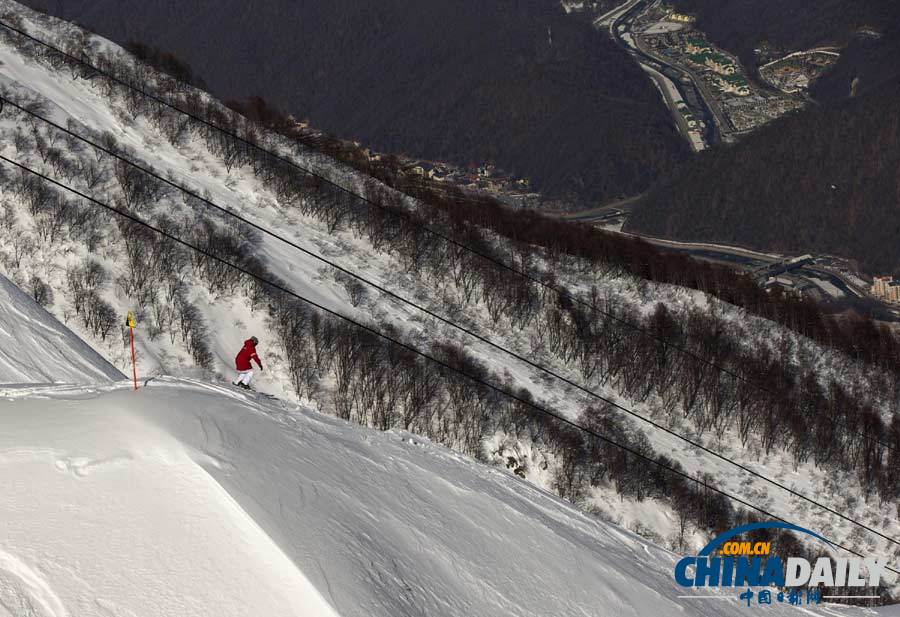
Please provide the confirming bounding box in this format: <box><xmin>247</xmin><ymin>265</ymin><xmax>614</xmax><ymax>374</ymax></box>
<box><xmin>597</xmin><ymin>0</ymin><xmax>720</xmax><ymax>150</ymax></box>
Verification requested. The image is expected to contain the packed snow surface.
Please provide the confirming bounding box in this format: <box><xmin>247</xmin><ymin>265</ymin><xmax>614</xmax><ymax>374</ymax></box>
<box><xmin>0</xmin><ymin>378</ymin><xmax>893</xmax><ymax>617</ymax></box>
<box><xmin>0</xmin><ymin>274</ymin><xmax>122</xmax><ymax>385</ymax></box>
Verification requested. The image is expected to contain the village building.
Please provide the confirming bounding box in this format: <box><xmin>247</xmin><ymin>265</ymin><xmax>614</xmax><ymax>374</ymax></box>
<box><xmin>669</xmin><ymin>12</ymin><xmax>695</xmax><ymax>23</ymax></box>
<box><xmin>685</xmin><ymin>38</ymin><xmax>711</xmax><ymax>54</ymax></box>
<box><xmin>872</xmin><ymin>276</ymin><xmax>900</xmax><ymax>303</ymax></box>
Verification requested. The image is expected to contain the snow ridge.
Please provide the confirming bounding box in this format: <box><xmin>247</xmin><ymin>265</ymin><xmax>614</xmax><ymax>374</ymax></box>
<box><xmin>0</xmin><ymin>274</ymin><xmax>122</xmax><ymax>384</ymax></box>
<box><xmin>0</xmin><ymin>378</ymin><xmax>887</xmax><ymax>617</ymax></box>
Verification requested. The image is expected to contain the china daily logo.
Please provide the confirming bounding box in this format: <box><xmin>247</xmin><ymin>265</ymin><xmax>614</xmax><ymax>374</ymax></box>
<box><xmin>674</xmin><ymin>522</ymin><xmax>886</xmax><ymax>607</ymax></box>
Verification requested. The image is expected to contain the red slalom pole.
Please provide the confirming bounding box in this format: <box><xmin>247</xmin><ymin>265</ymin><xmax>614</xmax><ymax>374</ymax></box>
<box><xmin>127</xmin><ymin>311</ymin><xmax>138</xmax><ymax>391</ymax></box>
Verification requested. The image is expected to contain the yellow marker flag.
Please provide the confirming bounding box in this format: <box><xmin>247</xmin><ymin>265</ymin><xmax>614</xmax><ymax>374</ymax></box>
<box><xmin>126</xmin><ymin>311</ymin><xmax>138</xmax><ymax>390</ymax></box>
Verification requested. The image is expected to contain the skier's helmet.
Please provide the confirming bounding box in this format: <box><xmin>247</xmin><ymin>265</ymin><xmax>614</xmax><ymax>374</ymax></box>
<box><xmin>251</xmin><ymin>336</ymin><xmax>259</xmax><ymax>345</ymax></box>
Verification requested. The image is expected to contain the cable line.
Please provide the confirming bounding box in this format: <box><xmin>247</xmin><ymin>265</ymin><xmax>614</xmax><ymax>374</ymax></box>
<box><xmin>4</xmin><ymin>93</ymin><xmax>898</xmax><ymax>550</ymax></box>
<box><xmin>0</xmin><ymin>19</ymin><xmax>894</xmax><ymax>458</ymax></box>
<box><xmin>1</xmin><ymin>152</ymin><xmax>896</xmax><ymax>579</ymax></box>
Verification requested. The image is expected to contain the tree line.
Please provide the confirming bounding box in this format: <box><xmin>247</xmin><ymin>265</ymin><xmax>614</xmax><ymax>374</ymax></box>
<box><xmin>629</xmin><ymin>78</ymin><xmax>900</xmax><ymax>282</ymax></box>
<box><xmin>223</xmin><ymin>91</ymin><xmax>900</xmax><ymax>378</ymax></box>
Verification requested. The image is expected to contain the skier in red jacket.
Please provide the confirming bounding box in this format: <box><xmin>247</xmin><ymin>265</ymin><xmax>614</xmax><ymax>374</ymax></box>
<box><xmin>232</xmin><ymin>336</ymin><xmax>263</xmax><ymax>389</ymax></box>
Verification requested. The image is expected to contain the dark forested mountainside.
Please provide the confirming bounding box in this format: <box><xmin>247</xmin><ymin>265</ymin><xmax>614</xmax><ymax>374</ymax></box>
<box><xmin>810</xmin><ymin>30</ymin><xmax>900</xmax><ymax>102</ymax></box>
<box><xmin>668</xmin><ymin>0</ymin><xmax>900</xmax><ymax>100</ymax></box>
<box><xmin>627</xmin><ymin>79</ymin><xmax>900</xmax><ymax>275</ymax></box>
<box><xmin>24</xmin><ymin>0</ymin><xmax>687</xmax><ymax>206</ymax></box>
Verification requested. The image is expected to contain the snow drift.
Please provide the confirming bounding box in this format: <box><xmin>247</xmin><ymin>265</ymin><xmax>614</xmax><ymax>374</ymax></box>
<box><xmin>0</xmin><ymin>274</ymin><xmax>122</xmax><ymax>385</ymax></box>
<box><xmin>0</xmin><ymin>378</ymin><xmax>892</xmax><ymax>617</ymax></box>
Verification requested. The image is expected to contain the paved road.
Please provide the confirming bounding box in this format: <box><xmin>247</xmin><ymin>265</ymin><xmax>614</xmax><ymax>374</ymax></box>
<box><xmin>631</xmin><ymin>32</ymin><xmax>733</xmax><ymax>138</ymax></box>
<box><xmin>594</xmin><ymin>0</ymin><xmax>642</xmax><ymax>29</ymax></box>
<box><xmin>557</xmin><ymin>193</ymin><xmax>644</xmax><ymax>220</ymax></box>
<box><xmin>607</xmin><ymin>229</ymin><xmax>887</xmax><ymax>313</ymax></box>
<box><xmin>638</xmin><ymin>63</ymin><xmax>706</xmax><ymax>151</ymax></box>
<box><xmin>605</xmin><ymin>229</ymin><xmax>781</xmax><ymax>263</ymax></box>
<box><xmin>602</xmin><ymin>0</ymin><xmax>721</xmax><ymax>148</ymax></box>
<box><xmin>616</xmin><ymin>234</ymin><xmax>884</xmax><ymax>310</ymax></box>
<box><xmin>555</xmin><ymin>198</ymin><xmax>897</xmax><ymax>318</ymax></box>
<box><xmin>804</xmin><ymin>266</ymin><xmax>867</xmax><ymax>298</ymax></box>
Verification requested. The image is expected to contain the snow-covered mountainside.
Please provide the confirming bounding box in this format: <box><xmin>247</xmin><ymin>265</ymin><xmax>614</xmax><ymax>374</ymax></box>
<box><xmin>0</xmin><ymin>378</ymin><xmax>895</xmax><ymax>617</ymax></box>
<box><xmin>0</xmin><ymin>267</ymin><xmax>884</xmax><ymax>617</ymax></box>
<box><xmin>2</xmin><ymin>282</ymin><xmax>877</xmax><ymax>616</ymax></box>
<box><xmin>0</xmin><ymin>273</ymin><xmax>121</xmax><ymax>384</ymax></box>
<box><xmin>0</xmin><ymin>0</ymin><xmax>897</xmax><ymax>605</ymax></box>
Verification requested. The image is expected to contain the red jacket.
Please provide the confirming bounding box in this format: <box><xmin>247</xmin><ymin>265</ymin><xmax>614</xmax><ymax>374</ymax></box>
<box><xmin>235</xmin><ymin>339</ymin><xmax>262</xmax><ymax>371</ymax></box>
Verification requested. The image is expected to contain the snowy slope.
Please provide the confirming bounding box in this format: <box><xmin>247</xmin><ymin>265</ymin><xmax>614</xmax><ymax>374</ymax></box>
<box><xmin>0</xmin><ymin>272</ymin><xmax>888</xmax><ymax>616</ymax></box>
<box><xmin>0</xmin><ymin>378</ymin><xmax>890</xmax><ymax>617</ymax></box>
<box><xmin>0</xmin><ymin>274</ymin><xmax>122</xmax><ymax>384</ymax></box>
<box><xmin>0</xmin><ymin>0</ymin><xmax>897</xmax><ymax>600</ymax></box>
<box><xmin>0</xmin><ymin>15</ymin><xmax>893</xmax><ymax>607</ymax></box>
